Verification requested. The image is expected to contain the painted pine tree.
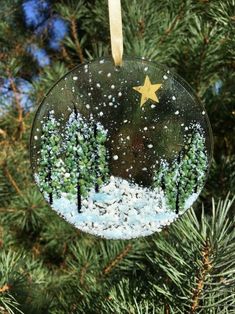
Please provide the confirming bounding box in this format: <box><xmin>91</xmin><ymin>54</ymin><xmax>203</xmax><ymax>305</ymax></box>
<box><xmin>37</xmin><ymin>110</ymin><xmax>62</xmax><ymax>204</ymax></box>
<box><xmin>91</xmin><ymin>120</ymin><xmax>109</xmax><ymax>193</ymax></box>
<box><xmin>153</xmin><ymin>125</ymin><xmax>208</xmax><ymax>213</ymax></box>
<box><xmin>63</xmin><ymin>107</ymin><xmax>93</xmax><ymax>213</ymax></box>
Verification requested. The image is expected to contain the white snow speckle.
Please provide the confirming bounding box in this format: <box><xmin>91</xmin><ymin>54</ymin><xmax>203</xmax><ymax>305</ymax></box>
<box><xmin>163</xmin><ymin>75</ymin><xmax>168</xmax><ymax>80</ymax></box>
<box><xmin>86</xmin><ymin>104</ymin><xmax>90</xmax><ymax>109</ymax></box>
<box><xmin>111</xmin><ymin>85</ymin><xmax>115</xmax><ymax>89</ymax></box>
<box><xmin>144</xmin><ymin>67</ymin><xmax>148</xmax><ymax>72</ymax></box>
<box><xmin>144</xmin><ymin>127</ymin><xmax>148</xmax><ymax>131</ymax></box>
<box><xmin>109</xmin><ymin>102</ymin><xmax>113</xmax><ymax>106</ymax></box>
<box><xmin>202</xmin><ymin>111</ymin><xmax>205</xmax><ymax>115</ymax></box>
<box><xmin>175</xmin><ymin>110</ymin><xmax>179</xmax><ymax>115</ymax></box>
<box><xmin>124</xmin><ymin>120</ymin><xmax>128</xmax><ymax>123</ymax></box>
<box><xmin>73</xmin><ymin>76</ymin><xmax>78</xmax><ymax>81</ymax></box>
<box><xmin>34</xmin><ymin>136</ymin><xmax>38</xmax><ymax>140</ymax></box>
<box><xmin>99</xmin><ymin>111</ymin><xmax>104</xmax><ymax>116</ymax></box>
<box><xmin>185</xmin><ymin>126</ymin><xmax>189</xmax><ymax>130</ymax></box>
<box><xmin>172</xmin><ymin>96</ymin><xmax>176</xmax><ymax>100</ymax></box>
<box><xmin>96</xmin><ymin>83</ymin><xmax>101</xmax><ymax>88</ymax></box>
<box><xmin>118</xmin><ymin>92</ymin><xmax>122</xmax><ymax>97</ymax></box>
<box><xmin>99</xmin><ymin>59</ymin><xmax>105</xmax><ymax>64</ymax></box>
<box><xmin>151</xmin><ymin>104</ymin><xmax>156</xmax><ymax>108</ymax></box>
<box><xmin>113</xmin><ymin>155</ymin><xmax>119</xmax><ymax>160</ymax></box>
<box><xmin>107</xmin><ymin>73</ymin><xmax>111</xmax><ymax>77</ymax></box>
<box><xmin>148</xmin><ymin>144</ymin><xmax>153</xmax><ymax>148</ymax></box>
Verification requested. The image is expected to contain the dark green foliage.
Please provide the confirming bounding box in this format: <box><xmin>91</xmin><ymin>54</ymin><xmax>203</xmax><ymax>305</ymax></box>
<box><xmin>63</xmin><ymin>109</ymin><xmax>91</xmax><ymax>210</ymax></box>
<box><xmin>0</xmin><ymin>0</ymin><xmax>234</xmax><ymax>313</ymax></box>
<box><xmin>37</xmin><ymin>111</ymin><xmax>62</xmax><ymax>203</ymax></box>
<box><xmin>35</xmin><ymin>108</ymin><xmax>109</xmax><ymax>212</ymax></box>
<box><xmin>63</xmin><ymin>110</ymin><xmax>109</xmax><ymax>207</ymax></box>
<box><xmin>153</xmin><ymin>126</ymin><xmax>208</xmax><ymax>213</ymax></box>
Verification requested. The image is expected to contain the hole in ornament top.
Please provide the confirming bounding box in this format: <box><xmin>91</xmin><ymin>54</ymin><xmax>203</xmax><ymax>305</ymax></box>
<box><xmin>30</xmin><ymin>57</ymin><xmax>213</xmax><ymax>240</ymax></box>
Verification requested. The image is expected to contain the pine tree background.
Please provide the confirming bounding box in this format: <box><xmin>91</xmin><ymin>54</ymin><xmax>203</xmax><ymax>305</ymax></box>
<box><xmin>0</xmin><ymin>0</ymin><xmax>234</xmax><ymax>313</ymax></box>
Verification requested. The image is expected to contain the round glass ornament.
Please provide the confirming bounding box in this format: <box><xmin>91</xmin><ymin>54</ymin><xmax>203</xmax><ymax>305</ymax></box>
<box><xmin>30</xmin><ymin>58</ymin><xmax>213</xmax><ymax>239</ymax></box>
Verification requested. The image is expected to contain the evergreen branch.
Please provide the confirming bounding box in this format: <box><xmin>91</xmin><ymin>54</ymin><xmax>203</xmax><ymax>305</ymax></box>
<box><xmin>194</xmin><ymin>33</ymin><xmax>210</xmax><ymax>94</ymax></box>
<box><xmin>71</xmin><ymin>18</ymin><xmax>84</xmax><ymax>63</ymax></box>
<box><xmin>164</xmin><ymin>303</ymin><xmax>170</xmax><ymax>314</ymax></box>
<box><xmin>0</xmin><ymin>129</ymin><xmax>7</xmax><ymax>138</ymax></box>
<box><xmin>61</xmin><ymin>44</ymin><xmax>72</xmax><ymax>64</ymax></box>
<box><xmin>3</xmin><ymin>162</ymin><xmax>22</xmax><ymax>196</ymax></box>
<box><xmin>190</xmin><ymin>239</ymin><xmax>212</xmax><ymax>313</ymax></box>
<box><xmin>6</xmin><ymin>70</ymin><xmax>24</xmax><ymax>140</ymax></box>
<box><xmin>159</xmin><ymin>2</ymin><xmax>185</xmax><ymax>43</ymax></box>
<box><xmin>102</xmin><ymin>244</ymin><xmax>132</xmax><ymax>276</ymax></box>
<box><xmin>79</xmin><ymin>262</ymin><xmax>89</xmax><ymax>286</ymax></box>
<box><xmin>0</xmin><ymin>284</ymin><xmax>10</xmax><ymax>293</ymax></box>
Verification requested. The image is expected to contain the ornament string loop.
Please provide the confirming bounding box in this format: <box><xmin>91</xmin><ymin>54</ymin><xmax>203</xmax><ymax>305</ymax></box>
<box><xmin>108</xmin><ymin>0</ymin><xmax>123</xmax><ymax>66</ymax></box>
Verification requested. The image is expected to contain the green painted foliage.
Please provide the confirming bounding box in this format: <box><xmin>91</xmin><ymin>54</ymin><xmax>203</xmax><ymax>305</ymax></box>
<box><xmin>37</xmin><ymin>111</ymin><xmax>62</xmax><ymax>201</ymax></box>
<box><xmin>153</xmin><ymin>126</ymin><xmax>208</xmax><ymax>213</ymax></box>
<box><xmin>37</xmin><ymin>110</ymin><xmax>109</xmax><ymax>205</ymax></box>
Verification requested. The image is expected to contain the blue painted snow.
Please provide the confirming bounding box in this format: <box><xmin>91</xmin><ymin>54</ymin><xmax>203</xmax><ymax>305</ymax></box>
<box><xmin>91</xmin><ymin>192</ymin><xmax>116</xmax><ymax>203</ymax></box>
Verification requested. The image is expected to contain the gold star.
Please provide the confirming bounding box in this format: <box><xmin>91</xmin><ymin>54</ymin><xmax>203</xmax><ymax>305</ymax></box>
<box><xmin>133</xmin><ymin>76</ymin><xmax>162</xmax><ymax>107</ymax></box>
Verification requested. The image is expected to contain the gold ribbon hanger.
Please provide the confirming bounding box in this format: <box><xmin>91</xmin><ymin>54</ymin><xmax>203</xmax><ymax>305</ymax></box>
<box><xmin>108</xmin><ymin>0</ymin><xmax>123</xmax><ymax>66</ymax></box>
